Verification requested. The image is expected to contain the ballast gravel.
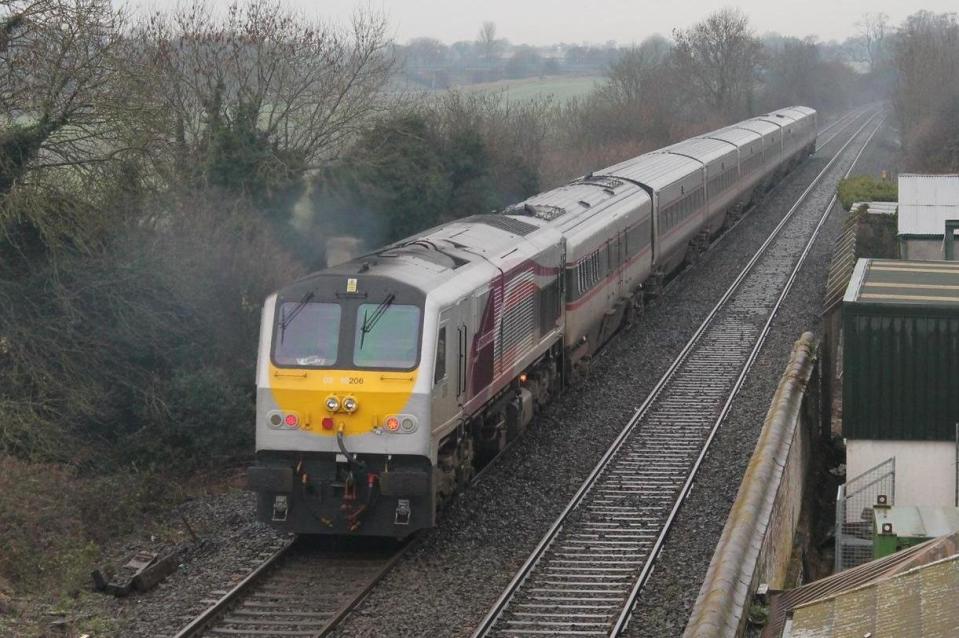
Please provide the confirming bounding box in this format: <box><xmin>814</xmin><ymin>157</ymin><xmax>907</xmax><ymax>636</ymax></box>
<box><xmin>116</xmin><ymin>111</ymin><xmax>896</xmax><ymax>638</ymax></box>
<box><xmin>624</xmin><ymin>116</ymin><xmax>898</xmax><ymax>638</ymax></box>
<box><xmin>326</xmin><ymin>114</ymin><xmax>894</xmax><ymax>638</ymax></box>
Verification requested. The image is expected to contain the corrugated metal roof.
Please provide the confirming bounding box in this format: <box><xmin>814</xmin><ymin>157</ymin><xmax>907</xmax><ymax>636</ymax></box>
<box><xmin>597</xmin><ymin>152</ymin><xmax>701</xmax><ymax>190</ymax></box>
<box><xmin>764</xmin><ymin>532</ymin><xmax>959</xmax><ymax>638</ymax></box>
<box><xmin>787</xmin><ymin>554</ymin><xmax>959</xmax><ymax>637</ymax></box>
<box><xmin>845</xmin><ymin>258</ymin><xmax>959</xmax><ymax>307</ymax></box>
<box><xmin>898</xmin><ymin>173</ymin><xmax>959</xmax><ymax>236</ymax></box>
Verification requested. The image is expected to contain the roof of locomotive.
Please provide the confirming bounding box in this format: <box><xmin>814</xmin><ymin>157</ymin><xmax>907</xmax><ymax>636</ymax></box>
<box><xmin>286</xmin><ymin>213</ymin><xmax>554</xmax><ymax>295</ymax></box>
<box><xmin>504</xmin><ymin>176</ymin><xmax>649</xmax><ymax>233</ymax></box>
<box><xmin>596</xmin><ymin>152</ymin><xmax>702</xmax><ymax>190</ymax></box>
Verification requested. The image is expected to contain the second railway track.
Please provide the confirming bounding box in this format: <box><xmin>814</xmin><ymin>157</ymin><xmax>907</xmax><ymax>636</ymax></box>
<box><xmin>471</xmin><ymin>109</ymin><xmax>884</xmax><ymax>638</ymax></box>
<box><xmin>172</xmin><ymin>537</ymin><xmax>410</xmax><ymax>638</ymax></box>
<box><xmin>170</xmin><ymin>109</ymin><xmax>874</xmax><ymax>638</ymax></box>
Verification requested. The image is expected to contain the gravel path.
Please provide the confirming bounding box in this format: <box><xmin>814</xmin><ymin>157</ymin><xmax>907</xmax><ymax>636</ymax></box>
<box><xmin>327</xmin><ymin>115</ymin><xmax>885</xmax><ymax>638</ymax></box>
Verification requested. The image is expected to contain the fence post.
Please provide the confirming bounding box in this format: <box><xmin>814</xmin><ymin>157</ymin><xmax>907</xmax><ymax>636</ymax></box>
<box><xmin>834</xmin><ymin>484</ymin><xmax>844</xmax><ymax>573</ymax></box>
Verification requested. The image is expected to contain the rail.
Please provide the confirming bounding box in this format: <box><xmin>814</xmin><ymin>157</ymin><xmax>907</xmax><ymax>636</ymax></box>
<box><xmin>683</xmin><ymin>332</ymin><xmax>819</xmax><ymax>637</ymax></box>
<box><xmin>173</xmin><ymin>536</ymin><xmax>411</xmax><ymax>638</ymax></box>
<box><xmin>472</xmin><ymin>109</ymin><xmax>883</xmax><ymax>637</ymax></box>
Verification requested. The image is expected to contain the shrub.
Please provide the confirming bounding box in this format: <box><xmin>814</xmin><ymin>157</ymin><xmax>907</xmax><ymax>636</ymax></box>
<box><xmin>837</xmin><ymin>175</ymin><xmax>898</xmax><ymax>211</ymax></box>
<box><xmin>0</xmin><ymin>457</ymin><xmax>99</xmax><ymax>594</ymax></box>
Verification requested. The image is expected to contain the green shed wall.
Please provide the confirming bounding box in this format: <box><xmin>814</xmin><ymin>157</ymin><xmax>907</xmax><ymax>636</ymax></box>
<box><xmin>843</xmin><ymin>305</ymin><xmax>959</xmax><ymax>440</ymax></box>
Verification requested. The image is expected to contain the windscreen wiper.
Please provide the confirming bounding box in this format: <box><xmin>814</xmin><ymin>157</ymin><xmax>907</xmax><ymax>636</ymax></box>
<box><xmin>279</xmin><ymin>291</ymin><xmax>315</xmax><ymax>341</ymax></box>
<box><xmin>359</xmin><ymin>293</ymin><xmax>395</xmax><ymax>349</ymax></box>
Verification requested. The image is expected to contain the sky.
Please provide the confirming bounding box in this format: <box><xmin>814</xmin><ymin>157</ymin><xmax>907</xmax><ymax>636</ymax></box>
<box><xmin>118</xmin><ymin>1</ymin><xmax>957</xmax><ymax>45</ymax></box>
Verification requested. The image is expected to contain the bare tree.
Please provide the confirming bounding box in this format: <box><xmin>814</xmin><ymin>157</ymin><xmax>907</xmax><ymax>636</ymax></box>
<box><xmin>477</xmin><ymin>20</ymin><xmax>499</xmax><ymax>67</ymax></box>
<box><xmin>0</xmin><ymin>0</ymin><xmax>127</xmax><ymax>197</ymax></box>
<box><xmin>857</xmin><ymin>12</ymin><xmax>889</xmax><ymax>72</ymax></box>
<box><xmin>600</xmin><ymin>35</ymin><xmax>671</xmax><ymax>106</ymax></box>
<box><xmin>892</xmin><ymin>11</ymin><xmax>959</xmax><ymax>140</ymax></box>
<box><xmin>129</xmin><ymin>1</ymin><xmax>396</xmax><ymax>189</ymax></box>
<box><xmin>404</xmin><ymin>37</ymin><xmax>448</xmax><ymax>71</ymax></box>
<box><xmin>672</xmin><ymin>8</ymin><xmax>762</xmax><ymax>118</ymax></box>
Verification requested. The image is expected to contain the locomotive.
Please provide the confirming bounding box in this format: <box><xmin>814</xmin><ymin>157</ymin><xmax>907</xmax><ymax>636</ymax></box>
<box><xmin>247</xmin><ymin>106</ymin><xmax>818</xmax><ymax>537</ymax></box>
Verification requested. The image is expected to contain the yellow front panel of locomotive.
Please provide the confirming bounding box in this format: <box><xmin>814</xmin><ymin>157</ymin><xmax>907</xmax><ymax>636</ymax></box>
<box><xmin>267</xmin><ymin>364</ymin><xmax>418</xmax><ymax>436</ymax></box>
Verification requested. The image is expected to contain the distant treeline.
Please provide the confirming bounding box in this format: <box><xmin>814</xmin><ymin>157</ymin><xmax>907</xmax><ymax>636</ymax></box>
<box><xmin>393</xmin><ymin>17</ymin><xmax>890</xmax><ymax>90</ymax></box>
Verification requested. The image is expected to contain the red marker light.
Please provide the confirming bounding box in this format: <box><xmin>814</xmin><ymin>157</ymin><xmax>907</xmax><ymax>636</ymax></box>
<box><xmin>321</xmin><ymin>417</ymin><xmax>334</xmax><ymax>430</ymax></box>
<box><xmin>284</xmin><ymin>414</ymin><xmax>299</xmax><ymax>427</ymax></box>
<box><xmin>385</xmin><ymin>416</ymin><xmax>400</xmax><ymax>432</ymax></box>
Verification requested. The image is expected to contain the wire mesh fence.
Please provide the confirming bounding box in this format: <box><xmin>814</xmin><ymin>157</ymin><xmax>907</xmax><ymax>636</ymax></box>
<box><xmin>835</xmin><ymin>457</ymin><xmax>896</xmax><ymax>572</ymax></box>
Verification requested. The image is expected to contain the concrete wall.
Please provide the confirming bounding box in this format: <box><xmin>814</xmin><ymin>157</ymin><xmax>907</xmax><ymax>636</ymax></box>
<box><xmin>685</xmin><ymin>333</ymin><xmax>820</xmax><ymax>638</ymax></box>
<box><xmin>900</xmin><ymin>237</ymin><xmax>942</xmax><ymax>261</ymax></box>
<box><xmin>755</xmin><ymin>377</ymin><xmax>813</xmax><ymax>589</ymax></box>
<box><xmin>847</xmin><ymin>439</ymin><xmax>957</xmax><ymax>507</ymax></box>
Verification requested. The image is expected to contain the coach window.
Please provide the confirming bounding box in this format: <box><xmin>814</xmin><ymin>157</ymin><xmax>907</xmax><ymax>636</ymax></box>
<box><xmin>434</xmin><ymin>327</ymin><xmax>447</xmax><ymax>385</ymax></box>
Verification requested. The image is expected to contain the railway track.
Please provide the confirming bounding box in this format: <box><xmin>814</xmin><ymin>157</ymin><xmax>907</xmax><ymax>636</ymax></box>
<box><xmin>470</xmin><ymin>107</ymin><xmax>863</xmax><ymax>489</ymax></box>
<box><xmin>171</xmin><ymin>109</ymin><xmax>869</xmax><ymax>638</ymax></box>
<box><xmin>471</xmin><ymin>110</ymin><xmax>883</xmax><ymax>638</ymax></box>
<box><xmin>172</xmin><ymin>537</ymin><xmax>410</xmax><ymax>638</ymax></box>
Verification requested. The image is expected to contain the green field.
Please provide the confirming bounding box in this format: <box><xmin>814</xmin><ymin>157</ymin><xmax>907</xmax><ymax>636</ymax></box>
<box><xmin>450</xmin><ymin>75</ymin><xmax>602</xmax><ymax>103</ymax></box>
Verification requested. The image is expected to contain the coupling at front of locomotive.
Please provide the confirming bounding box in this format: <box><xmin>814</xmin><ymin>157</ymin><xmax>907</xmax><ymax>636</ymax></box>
<box><xmin>247</xmin><ymin>273</ymin><xmax>439</xmax><ymax>537</ymax></box>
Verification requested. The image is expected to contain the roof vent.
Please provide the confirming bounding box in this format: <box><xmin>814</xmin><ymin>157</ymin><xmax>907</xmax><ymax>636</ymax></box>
<box><xmin>575</xmin><ymin>175</ymin><xmax>625</xmax><ymax>190</ymax></box>
<box><xmin>464</xmin><ymin>214</ymin><xmax>539</xmax><ymax>236</ymax></box>
<box><xmin>507</xmin><ymin>204</ymin><xmax>567</xmax><ymax>222</ymax></box>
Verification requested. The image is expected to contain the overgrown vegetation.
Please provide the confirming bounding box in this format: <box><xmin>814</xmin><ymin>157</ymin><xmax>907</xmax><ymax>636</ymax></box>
<box><xmin>838</xmin><ymin>176</ymin><xmax>899</xmax><ymax>211</ymax></box>
<box><xmin>890</xmin><ymin>11</ymin><xmax>959</xmax><ymax>171</ymax></box>
<box><xmin>0</xmin><ymin>0</ymin><xmax>943</xmax><ymax>618</ymax></box>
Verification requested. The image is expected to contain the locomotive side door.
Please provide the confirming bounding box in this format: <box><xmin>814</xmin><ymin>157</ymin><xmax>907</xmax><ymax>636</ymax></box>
<box><xmin>608</xmin><ymin>217</ymin><xmax>627</xmax><ymax>306</ymax></box>
<box><xmin>453</xmin><ymin>296</ymin><xmax>472</xmax><ymax>408</ymax></box>
<box><xmin>431</xmin><ymin>308</ymin><xmax>457</xmax><ymax>430</ymax></box>
<box><xmin>616</xmin><ymin>223</ymin><xmax>626</xmax><ymax>299</ymax></box>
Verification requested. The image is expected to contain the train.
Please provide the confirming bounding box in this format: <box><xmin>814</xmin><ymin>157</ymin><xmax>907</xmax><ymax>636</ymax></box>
<box><xmin>247</xmin><ymin>106</ymin><xmax>818</xmax><ymax>537</ymax></box>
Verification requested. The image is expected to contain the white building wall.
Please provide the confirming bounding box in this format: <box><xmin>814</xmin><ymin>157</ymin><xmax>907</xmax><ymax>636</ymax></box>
<box><xmin>847</xmin><ymin>439</ymin><xmax>958</xmax><ymax>507</ymax></box>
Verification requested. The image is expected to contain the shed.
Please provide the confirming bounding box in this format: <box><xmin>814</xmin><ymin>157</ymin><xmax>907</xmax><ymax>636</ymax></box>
<box><xmin>821</xmin><ymin>203</ymin><xmax>898</xmax><ymax>436</ymax></box>
<box><xmin>763</xmin><ymin>531</ymin><xmax>959</xmax><ymax>638</ymax></box>
<box><xmin>785</xmin><ymin>555</ymin><xmax>959</xmax><ymax>637</ymax></box>
<box><xmin>898</xmin><ymin>173</ymin><xmax>959</xmax><ymax>260</ymax></box>
<box><xmin>843</xmin><ymin>257</ymin><xmax>959</xmax><ymax>442</ymax></box>
<box><xmin>842</xmin><ymin>258</ymin><xmax>959</xmax><ymax>507</ymax></box>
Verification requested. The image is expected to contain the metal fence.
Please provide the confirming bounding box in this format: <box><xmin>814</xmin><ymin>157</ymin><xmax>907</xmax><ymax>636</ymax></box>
<box><xmin>835</xmin><ymin>457</ymin><xmax>896</xmax><ymax>572</ymax></box>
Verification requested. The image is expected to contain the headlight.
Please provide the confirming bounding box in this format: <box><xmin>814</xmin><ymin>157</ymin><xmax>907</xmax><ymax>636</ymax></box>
<box><xmin>343</xmin><ymin>397</ymin><xmax>358</xmax><ymax>413</ymax></box>
<box><xmin>325</xmin><ymin>396</ymin><xmax>340</xmax><ymax>412</ymax></box>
